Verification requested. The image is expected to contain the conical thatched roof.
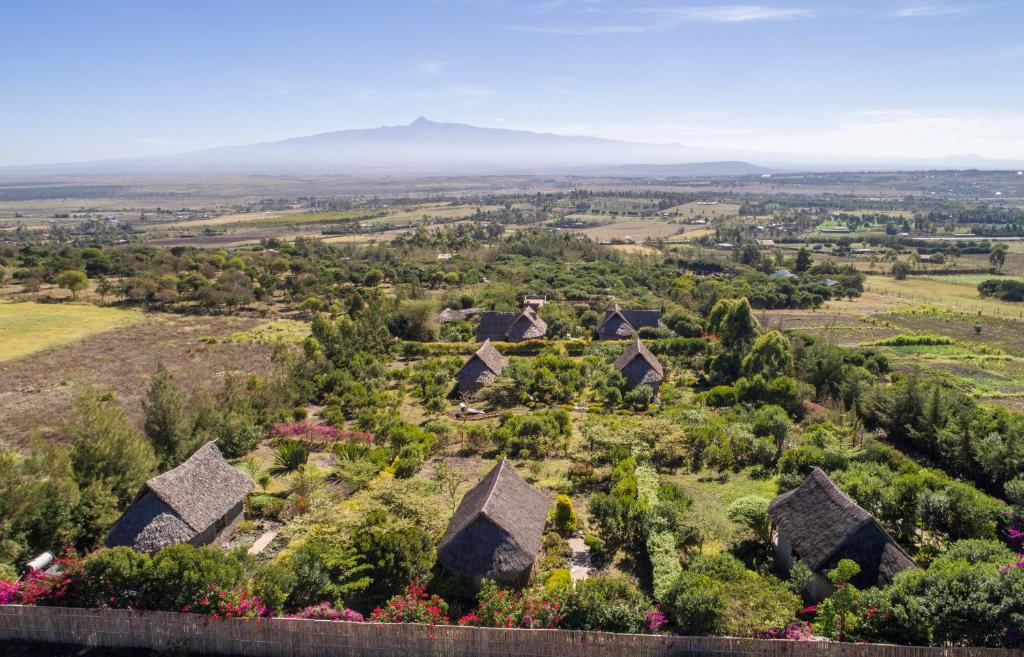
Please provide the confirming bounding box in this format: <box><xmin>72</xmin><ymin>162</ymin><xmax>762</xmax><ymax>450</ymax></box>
<box><xmin>437</xmin><ymin>460</ymin><xmax>549</xmax><ymax>582</ymax></box>
<box><xmin>596</xmin><ymin>305</ymin><xmax>662</xmax><ymax>339</ymax></box>
<box><xmin>613</xmin><ymin>337</ymin><xmax>664</xmax><ymax>389</ymax></box>
<box><xmin>105</xmin><ymin>442</ymin><xmax>254</xmax><ymax>553</ymax></box>
<box><xmin>475</xmin><ymin>309</ymin><xmax>547</xmax><ymax>342</ymax></box>
<box><xmin>454</xmin><ymin>339</ymin><xmax>509</xmax><ymax>394</ymax></box>
<box><xmin>769</xmin><ymin>468</ymin><xmax>916</xmax><ymax>588</ymax></box>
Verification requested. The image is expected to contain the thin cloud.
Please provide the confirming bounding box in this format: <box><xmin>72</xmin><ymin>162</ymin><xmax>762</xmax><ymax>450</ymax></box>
<box><xmin>261</xmin><ymin>78</ymin><xmax>292</xmax><ymax>96</ymax></box>
<box><xmin>412</xmin><ymin>59</ymin><xmax>451</xmax><ymax>78</ymax></box>
<box><xmin>889</xmin><ymin>5</ymin><xmax>975</xmax><ymax>17</ymax></box>
<box><xmin>512</xmin><ymin>5</ymin><xmax>812</xmax><ymax>34</ymax></box>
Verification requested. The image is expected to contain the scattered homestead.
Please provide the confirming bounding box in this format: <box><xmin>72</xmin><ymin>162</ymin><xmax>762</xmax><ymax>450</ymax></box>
<box><xmin>521</xmin><ymin>295</ymin><xmax>547</xmax><ymax>311</ymax></box>
<box><xmin>595</xmin><ymin>304</ymin><xmax>663</xmax><ymax>340</ymax></box>
<box><xmin>768</xmin><ymin>468</ymin><xmax>917</xmax><ymax>602</ymax></box>
<box><xmin>105</xmin><ymin>442</ymin><xmax>255</xmax><ymax>553</ymax></box>
<box><xmin>454</xmin><ymin>338</ymin><xmax>509</xmax><ymax>396</ymax></box>
<box><xmin>613</xmin><ymin>337</ymin><xmax>665</xmax><ymax>394</ymax></box>
<box><xmin>437</xmin><ymin>459</ymin><xmax>550</xmax><ymax>586</ymax></box>
<box><xmin>475</xmin><ymin>308</ymin><xmax>547</xmax><ymax>342</ymax></box>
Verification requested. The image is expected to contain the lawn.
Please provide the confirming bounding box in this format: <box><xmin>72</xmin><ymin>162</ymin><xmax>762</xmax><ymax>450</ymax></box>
<box><xmin>866</xmin><ymin>275</ymin><xmax>1024</xmax><ymax>317</ymax></box>
<box><xmin>0</xmin><ymin>301</ymin><xmax>143</xmax><ymax>362</ymax></box>
<box><xmin>664</xmin><ymin>468</ymin><xmax>778</xmax><ymax>554</ymax></box>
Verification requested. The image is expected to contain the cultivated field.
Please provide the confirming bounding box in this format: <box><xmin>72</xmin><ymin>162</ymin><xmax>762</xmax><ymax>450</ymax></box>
<box><xmin>0</xmin><ymin>302</ymin><xmax>143</xmax><ymax>361</ymax></box>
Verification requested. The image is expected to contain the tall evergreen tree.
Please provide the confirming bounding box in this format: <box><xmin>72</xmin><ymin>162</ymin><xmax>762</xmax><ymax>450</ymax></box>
<box><xmin>143</xmin><ymin>363</ymin><xmax>196</xmax><ymax>469</ymax></box>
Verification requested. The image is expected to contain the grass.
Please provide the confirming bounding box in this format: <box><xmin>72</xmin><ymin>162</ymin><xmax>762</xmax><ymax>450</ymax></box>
<box><xmin>664</xmin><ymin>467</ymin><xmax>778</xmax><ymax>554</ymax></box>
<box><xmin>919</xmin><ymin>274</ymin><xmax>1024</xmax><ymax>287</ymax></box>
<box><xmin>228</xmin><ymin>320</ymin><xmax>310</xmax><ymax>345</ymax></box>
<box><xmin>866</xmin><ymin>275</ymin><xmax>1024</xmax><ymax>317</ymax></box>
<box><xmin>0</xmin><ymin>301</ymin><xmax>143</xmax><ymax>362</ymax></box>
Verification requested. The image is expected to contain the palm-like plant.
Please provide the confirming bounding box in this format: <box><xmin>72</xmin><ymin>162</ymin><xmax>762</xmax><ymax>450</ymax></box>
<box><xmin>270</xmin><ymin>439</ymin><xmax>309</xmax><ymax>477</ymax></box>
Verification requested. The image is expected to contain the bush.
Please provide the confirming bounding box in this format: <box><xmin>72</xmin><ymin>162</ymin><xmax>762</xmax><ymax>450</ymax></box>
<box><xmin>78</xmin><ymin>547</ymin><xmax>152</xmax><ymax>609</ymax></box>
<box><xmin>553</xmin><ymin>495</ymin><xmax>578</xmax><ymax>533</ymax></box>
<box><xmin>563</xmin><ymin>576</ymin><xmax>652</xmax><ymax>633</ymax></box>
<box><xmin>461</xmin><ymin>579</ymin><xmax>565</xmax><ymax>628</ymax></box>
<box><xmin>545</xmin><ymin>569</ymin><xmax>572</xmax><ymax>591</ymax></box>
<box><xmin>371</xmin><ymin>580</ymin><xmax>449</xmax><ymax>624</ymax></box>
<box><xmin>726</xmin><ymin>496</ymin><xmax>771</xmax><ymax>546</ymax></box>
<box><xmin>704</xmin><ymin>385</ymin><xmax>738</xmax><ymax>408</ymax></box>
<box><xmin>661</xmin><ymin>571</ymin><xmax>724</xmax><ymax>635</ymax></box>
<box><xmin>143</xmin><ymin>544</ymin><xmax>245</xmax><ymax>612</ymax></box>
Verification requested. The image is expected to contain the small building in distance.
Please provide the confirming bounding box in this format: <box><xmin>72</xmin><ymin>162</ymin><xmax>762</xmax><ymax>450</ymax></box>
<box><xmin>105</xmin><ymin>442</ymin><xmax>254</xmax><ymax>553</ymax></box>
<box><xmin>770</xmin><ymin>269</ymin><xmax>797</xmax><ymax>279</ymax></box>
<box><xmin>595</xmin><ymin>304</ymin><xmax>663</xmax><ymax>340</ymax></box>
<box><xmin>436</xmin><ymin>307</ymin><xmax>481</xmax><ymax>324</ymax></box>
<box><xmin>475</xmin><ymin>308</ymin><xmax>547</xmax><ymax>342</ymax></box>
<box><xmin>454</xmin><ymin>339</ymin><xmax>508</xmax><ymax>396</ymax></box>
<box><xmin>768</xmin><ymin>468</ymin><xmax>916</xmax><ymax>602</ymax></box>
<box><xmin>437</xmin><ymin>459</ymin><xmax>549</xmax><ymax>586</ymax></box>
<box><xmin>521</xmin><ymin>295</ymin><xmax>547</xmax><ymax>311</ymax></box>
<box><xmin>613</xmin><ymin>338</ymin><xmax>665</xmax><ymax>394</ymax></box>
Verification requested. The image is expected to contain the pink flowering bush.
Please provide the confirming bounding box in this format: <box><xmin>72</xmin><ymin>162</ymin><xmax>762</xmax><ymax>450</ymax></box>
<box><xmin>181</xmin><ymin>583</ymin><xmax>266</xmax><ymax>620</ymax></box>
<box><xmin>371</xmin><ymin>580</ymin><xmax>449</xmax><ymax>625</ymax></box>
<box><xmin>461</xmin><ymin>580</ymin><xmax>564</xmax><ymax>629</ymax></box>
<box><xmin>644</xmin><ymin>606</ymin><xmax>666</xmax><ymax>633</ymax></box>
<box><xmin>287</xmin><ymin>602</ymin><xmax>364</xmax><ymax>622</ymax></box>
<box><xmin>754</xmin><ymin>621</ymin><xmax>818</xmax><ymax>640</ymax></box>
<box><xmin>269</xmin><ymin>422</ymin><xmax>374</xmax><ymax>445</ymax></box>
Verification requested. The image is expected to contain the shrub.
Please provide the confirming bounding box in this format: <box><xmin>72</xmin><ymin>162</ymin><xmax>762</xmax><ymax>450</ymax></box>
<box><xmin>553</xmin><ymin>495</ymin><xmax>578</xmax><ymax>533</ymax></box>
<box><xmin>662</xmin><ymin>571</ymin><xmax>724</xmax><ymax>635</ymax></box>
<box><xmin>545</xmin><ymin>569</ymin><xmax>572</xmax><ymax>591</ymax></box>
<box><xmin>726</xmin><ymin>496</ymin><xmax>771</xmax><ymax>546</ymax></box>
<box><xmin>371</xmin><ymin>580</ymin><xmax>449</xmax><ymax>625</ymax></box>
<box><xmin>79</xmin><ymin>547</ymin><xmax>151</xmax><ymax>609</ymax></box>
<box><xmin>704</xmin><ymin>385</ymin><xmax>738</xmax><ymax>408</ymax></box>
<box><xmin>464</xmin><ymin>580</ymin><xmax>565</xmax><ymax>629</ymax></box>
<box><xmin>143</xmin><ymin>544</ymin><xmax>245</xmax><ymax>613</ymax></box>
<box><xmin>270</xmin><ymin>439</ymin><xmax>309</xmax><ymax>476</ymax></box>
<box><xmin>563</xmin><ymin>575</ymin><xmax>652</xmax><ymax>633</ymax></box>
<box><xmin>287</xmin><ymin>602</ymin><xmax>364</xmax><ymax>621</ymax></box>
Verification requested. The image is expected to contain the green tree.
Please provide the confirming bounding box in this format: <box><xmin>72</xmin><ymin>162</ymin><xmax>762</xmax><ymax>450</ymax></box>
<box><xmin>726</xmin><ymin>495</ymin><xmax>771</xmax><ymax>546</ymax></box>
<box><xmin>708</xmin><ymin>298</ymin><xmax>760</xmax><ymax>354</ymax></box>
<box><xmin>742</xmin><ymin>330</ymin><xmax>794</xmax><ymax>379</ymax></box>
<box><xmin>815</xmin><ymin>559</ymin><xmax>862</xmax><ymax>641</ymax></box>
<box><xmin>891</xmin><ymin>261</ymin><xmax>911</xmax><ymax>280</ymax></box>
<box><xmin>554</xmin><ymin>494</ymin><xmax>578</xmax><ymax>533</ymax></box>
<box><xmin>55</xmin><ymin>269</ymin><xmax>88</xmax><ymax>300</ymax></box>
<box><xmin>142</xmin><ymin>363</ymin><xmax>196</xmax><ymax>469</ymax></box>
<box><xmin>989</xmin><ymin>243</ymin><xmax>1008</xmax><ymax>272</ymax></box>
<box><xmin>68</xmin><ymin>390</ymin><xmax>157</xmax><ymax>506</ymax></box>
<box><xmin>794</xmin><ymin>247</ymin><xmax>812</xmax><ymax>274</ymax></box>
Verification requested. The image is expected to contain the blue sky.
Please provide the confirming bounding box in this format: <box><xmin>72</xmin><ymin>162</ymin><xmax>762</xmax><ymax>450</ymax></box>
<box><xmin>3</xmin><ymin>0</ymin><xmax>1023</xmax><ymax>165</ymax></box>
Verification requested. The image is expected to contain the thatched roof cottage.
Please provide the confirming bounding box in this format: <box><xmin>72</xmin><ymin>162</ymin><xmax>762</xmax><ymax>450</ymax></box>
<box><xmin>768</xmin><ymin>468</ymin><xmax>916</xmax><ymax>601</ymax></box>
<box><xmin>613</xmin><ymin>338</ymin><xmax>664</xmax><ymax>393</ymax></box>
<box><xmin>596</xmin><ymin>305</ymin><xmax>663</xmax><ymax>340</ymax></box>
<box><xmin>105</xmin><ymin>442</ymin><xmax>254</xmax><ymax>553</ymax></box>
<box><xmin>437</xmin><ymin>459</ymin><xmax>549</xmax><ymax>586</ymax></box>
<box><xmin>454</xmin><ymin>339</ymin><xmax>508</xmax><ymax>396</ymax></box>
<box><xmin>436</xmin><ymin>307</ymin><xmax>481</xmax><ymax>324</ymax></box>
<box><xmin>475</xmin><ymin>308</ymin><xmax>547</xmax><ymax>342</ymax></box>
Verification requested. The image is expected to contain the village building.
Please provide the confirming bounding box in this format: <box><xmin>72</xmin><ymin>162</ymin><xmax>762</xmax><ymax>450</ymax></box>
<box><xmin>770</xmin><ymin>269</ymin><xmax>797</xmax><ymax>279</ymax></box>
<box><xmin>595</xmin><ymin>304</ymin><xmax>663</xmax><ymax>340</ymax></box>
<box><xmin>755</xmin><ymin>239</ymin><xmax>776</xmax><ymax>247</ymax></box>
<box><xmin>437</xmin><ymin>459</ymin><xmax>549</xmax><ymax>586</ymax></box>
<box><xmin>436</xmin><ymin>306</ymin><xmax>481</xmax><ymax>324</ymax></box>
<box><xmin>105</xmin><ymin>442</ymin><xmax>254</xmax><ymax>553</ymax></box>
<box><xmin>521</xmin><ymin>295</ymin><xmax>547</xmax><ymax>311</ymax></box>
<box><xmin>613</xmin><ymin>338</ymin><xmax>665</xmax><ymax>394</ymax></box>
<box><xmin>475</xmin><ymin>308</ymin><xmax>547</xmax><ymax>342</ymax></box>
<box><xmin>768</xmin><ymin>468</ymin><xmax>916</xmax><ymax>602</ymax></box>
<box><xmin>454</xmin><ymin>339</ymin><xmax>508</xmax><ymax>396</ymax></box>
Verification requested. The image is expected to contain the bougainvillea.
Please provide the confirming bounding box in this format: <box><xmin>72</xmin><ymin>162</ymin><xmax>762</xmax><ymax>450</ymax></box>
<box><xmin>465</xmin><ymin>580</ymin><xmax>564</xmax><ymax>629</ymax></box>
<box><xmin>287</xmin><ymin>602</ymin><xmax>364</xmax><ymax>622</ymax></box>
<box><xmin>181</xmin><ymin>584</ymin><xmax>266</xmax><ymax>620</ymax></box>
<box><xmin>645</xmin><ymin>606</ymin><xmax>666</xmax><ymax>633</ymax></box>
<box><xmin>370</xmin><ymin>580</ymin><xmax>449</xmax><ymax>626</ymax></box>
<box><xmin>754</xmin><ymin>622</ymin><xmax>818</xmax><ymax>640</ymax></box>
<box><xmin>269</xmin><ymin>422</ymin><xmax>374</xmax><ymax>444</ymax></box>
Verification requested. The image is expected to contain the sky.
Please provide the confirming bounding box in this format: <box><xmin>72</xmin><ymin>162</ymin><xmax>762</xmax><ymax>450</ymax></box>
<box><xmin>2</xmin><ymin>0</ymin><xmax>1024</xmax><ymax>165</ymax></box>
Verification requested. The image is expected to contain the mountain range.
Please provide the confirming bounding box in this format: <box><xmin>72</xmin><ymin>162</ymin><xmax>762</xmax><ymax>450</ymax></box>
<box><xmin>5</xmin><ymin>118</ymin><xmax>1021</xmax><ymax>176</ymax></box>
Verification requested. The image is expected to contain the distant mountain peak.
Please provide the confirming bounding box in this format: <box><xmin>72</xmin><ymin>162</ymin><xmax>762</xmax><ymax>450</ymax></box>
<box><xmin>409</xmin><ymin>116</ymin><xmax>434</xmax><ymax>127</ymax></box>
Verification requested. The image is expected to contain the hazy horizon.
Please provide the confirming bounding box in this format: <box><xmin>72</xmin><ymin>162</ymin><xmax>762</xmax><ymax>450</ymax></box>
<box><xmin>4</xmin><ymin>1</ymin><xmax>1024</xmax><ymax>167</ymax></box>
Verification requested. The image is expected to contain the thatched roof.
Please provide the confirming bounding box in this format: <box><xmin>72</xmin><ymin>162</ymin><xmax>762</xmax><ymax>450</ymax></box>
<box><xmin>475</xmin><ymin>309</ymin><xmax>547</xmax><ymax>342</ymax></box>
<box><xmin>470</xmin><ymin>339</ymin><xmax>508</xmax><ymax>374</ymax></box>
<box><xmin>455</xmin><ymin>340</ymin><xmax>508</xmax><ymax>393</ymax></box>
<box><xmin>613</xmin><ymin>338</ymin><xmax>664</xmax><ymax>388</ymax></box>
<box><xmin>437</xmin><ymin>307</ymin><xmax>481</xmax><ymax>324</ymax></box>
<box><xmin>769</xmin><ymin>468</ymin><xmax>916</xmax><ymax>588</ymax></box>
<box><xmin>596</xmin><ymin>305</ymin><xmax>662</xmax><ymax>338</ymax></box>
<box><xmin>105</xmin><ymin>442</ymin><xmax>254</xmax><ymax>553</ymax></box>
<box><xmin>437</xmin><ymin>459</ymin><xmax>549</xmax><ymax>582</ymax></box>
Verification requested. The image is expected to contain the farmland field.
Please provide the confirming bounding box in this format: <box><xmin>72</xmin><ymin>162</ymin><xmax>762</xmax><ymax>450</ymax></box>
<box><xmin>0</xmin><ymin>302</ymin><xmax>143</xmax><ymax>361</ymax></box>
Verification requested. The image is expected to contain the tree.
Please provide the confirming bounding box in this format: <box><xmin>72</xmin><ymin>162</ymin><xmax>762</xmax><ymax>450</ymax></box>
<box><xmin>891</xmin><ymin>261</ymin><xmax>911</xmax><ymax>280</ymax></box>
<box><xmin>726</xmin><ymin>495</ymin><xmax>771</xmax><ymax>546</ymax></box>
<box><xmin>708</xmin><ymin>298</ymin><xmax>760</xmax><ymax>354</ymax></box>
<box><xmin>55</xmin><ymin>269</ymin><xmax>88</xmax><ymax>300</ymax></box>
<box><xmin>351</xmin><ymin>510</ymin><xmax>436</xmax><ymax>609</ymax></box>
<box><xmin>142</xmin><ymin>363</ymin><xmax>195</xmax><ymax>469</ymax></box>
<box><xmin>433</xmin><ymin>462</ymin><xmax>469</xmax><ymax>514</ymax></box>
<box><xmin>68</xmin><ymin>390</ymin><xmax>157</xmax><ymax>506</ymax></box>
<box><xmin>990</xmin><ymin>243</ymin><xmax>1008</xmax><ymax>272</ymax></box>
<box><xmin>815</xmin><ymin>559</ymin><xmax>861</xmax><ymax>641</ymax></box>
<box><xmin>742</xmin><ymin>331</ymin><xmax>794</xmax><ymax>379</ymax></box>
<box><xmin>794</xmin><ymin>247</ymin><xmax>812</xmax><ymax>274</ymax></box>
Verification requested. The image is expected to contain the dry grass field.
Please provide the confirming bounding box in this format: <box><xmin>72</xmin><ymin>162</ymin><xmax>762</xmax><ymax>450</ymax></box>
<box><xmin>0</xmin><ymin>312</ymin><xmax>279</xmax><ymax>444</ymax></box>
<box><xmin>0</xmin><ymin>302</ymin><xmax>143</xmax><ymax>361</ymax></box>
